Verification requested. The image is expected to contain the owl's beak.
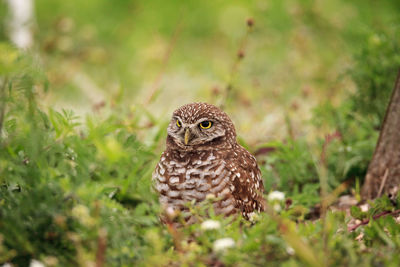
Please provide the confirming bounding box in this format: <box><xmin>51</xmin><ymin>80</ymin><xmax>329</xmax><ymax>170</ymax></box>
<box><xmin>184</xmin><ymin>128</ymin><xmax>191</xmax><ymax>145</ymax></box>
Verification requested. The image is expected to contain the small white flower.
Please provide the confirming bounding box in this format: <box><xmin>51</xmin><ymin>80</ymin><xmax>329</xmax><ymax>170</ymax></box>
<box><xmin>213</xmin><ymin>238</ymin><xmax>235</xmax><ymax>252</ymax></box>
<box><xmin>201</xmin><ymin>220</ymin><xmax>221</xmax><ymax>230</ymax></box>
<box><xmin>71</xmin><ymin>204</ymin><xmax>94</xmax><ymax>227</ymax></box>
<box><xmin>29</xmin><ymin>259</ymin><xmax>45</xmax><ymax>267</ymax></box>
<box><xmin>248</xmin><ymin>212</ymin><xmax>258</xmax><ymax>222</ymax></box>
<box><xmin>268</xmin><ymin>191</ymin><xmax>285</xmax><ymax>202</ymax></box>
<box><xmin>286</xmin><ymin>246</ymin><xmax>295</xmax><ymax>255</ymax></box>
<box><xmin>72</xmin><ymin>204</ymin><xmax>90</xmax><ymax>219</ymax></box>
<box><xmin>360</xmin><ymin>203</ymin><xmax>369</xmax><ymax>212</ymax></box>
<box><xmin>273</xmin><ymin>203</ymin><xmax>282</xmax><ymax>212</ymax></box>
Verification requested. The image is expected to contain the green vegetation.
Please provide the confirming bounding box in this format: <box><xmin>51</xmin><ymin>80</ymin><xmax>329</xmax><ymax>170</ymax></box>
<box><xmin>1</xmin><ymin>1</ymin><xmax>400</xmax><ymax>266</ymax></box>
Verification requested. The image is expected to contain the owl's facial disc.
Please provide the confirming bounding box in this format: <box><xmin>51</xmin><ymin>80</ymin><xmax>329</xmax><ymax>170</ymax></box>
<box><xmin>167</xmin><ymin>116</ymin><xmax>225</xmax><ymax>148</ymax></box>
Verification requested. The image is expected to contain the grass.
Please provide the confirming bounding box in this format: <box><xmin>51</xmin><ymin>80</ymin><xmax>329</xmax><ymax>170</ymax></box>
<box><xmin>1</xmin><ymin>1</ymin><xmax>400</xmax><ymax>266</ymax></box>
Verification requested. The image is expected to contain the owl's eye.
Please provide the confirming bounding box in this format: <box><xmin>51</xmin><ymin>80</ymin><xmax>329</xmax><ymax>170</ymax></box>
<box><xmin>199</xmin><ymin>121</ymin><xmax>213</xmax><ymax>129</ymax></box>
<box><xmin>176</xmin><ymin>119</ymin><xmax>182</xmax><ymax>128</ymax></box>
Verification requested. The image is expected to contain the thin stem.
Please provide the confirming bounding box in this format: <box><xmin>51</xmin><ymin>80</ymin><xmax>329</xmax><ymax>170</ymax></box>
<box><xmin>221</xmin><ymin>19</ymin><xmax>254</xmax><ymax>109</ymax></box>
<box><xmin>348</xmin><ymin>209</ymin><xmax>400</xmax><ymax>232</ymax></box>
<box><xmin>0</xmin><ymin>77</ymin><xmax>9</xmax><ymax>137</ymax></box>
<box><xmin>144</xmin><ymin>14</ymin><xmax>184</xmax><ymax>105</ymax></box>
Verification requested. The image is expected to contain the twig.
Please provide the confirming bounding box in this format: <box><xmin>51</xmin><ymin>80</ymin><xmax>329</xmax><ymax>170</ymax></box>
<box><xmin>165</xmin><ymin>221</ymin><xmax>183</xmax><ymax>252</ymax></box>
<box><xmin>377</xmin><ymin>168</ymin><xmax>389</xmax><ymax>198</ymax></box>
<box><xmin>95</xmin><ymin>228</ymin><xmax>107</xmax><ymax>267</ymax></box>
<box><xmin>317</xmin><ymin>130</ymin><xmax>341</xmax><ymax>266</ymax></box>
<box><xmin>347</xmin><ymin>209</ymin><xmax>400</xmax><ymax>232</ymax></box>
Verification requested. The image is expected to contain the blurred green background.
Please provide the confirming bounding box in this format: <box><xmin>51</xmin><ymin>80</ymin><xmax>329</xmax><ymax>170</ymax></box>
<box><xmin>3</xmin><ymin>0</ymin><xmax>400</xmax><ymax>143</ymax></box>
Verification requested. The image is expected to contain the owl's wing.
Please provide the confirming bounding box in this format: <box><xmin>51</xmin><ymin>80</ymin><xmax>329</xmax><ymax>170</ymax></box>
<box><xmin>226</xmin><ymin>145</ymin><xmax>265</xmax><ymax>219</ymax></box>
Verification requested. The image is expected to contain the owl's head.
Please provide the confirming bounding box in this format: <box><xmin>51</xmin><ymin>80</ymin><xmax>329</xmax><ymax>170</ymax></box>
<box><xmin>166</xmin><ymin>103</ymin><xmax>237</xmax><ymax>150</ymax></box>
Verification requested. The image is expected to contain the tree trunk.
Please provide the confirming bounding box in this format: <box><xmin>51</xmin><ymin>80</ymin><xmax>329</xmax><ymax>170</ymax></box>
<box><xmin>361</xmin><ymin>69</ymin><xmax>400</xmax><ymax>200</ymax></box>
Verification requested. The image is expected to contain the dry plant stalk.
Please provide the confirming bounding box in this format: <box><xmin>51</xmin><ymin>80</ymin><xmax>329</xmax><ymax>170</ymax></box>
<box><xmin>220</xmin><ymin>18</ymin><xmax>255</xmax><ymax>109</ymax></box>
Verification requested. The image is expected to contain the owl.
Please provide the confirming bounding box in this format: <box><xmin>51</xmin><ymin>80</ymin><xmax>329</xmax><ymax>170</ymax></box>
<box><xmin>153</xmin><ymin>103</ymin><xmax>265</xmax><ymax>224</ymax></box>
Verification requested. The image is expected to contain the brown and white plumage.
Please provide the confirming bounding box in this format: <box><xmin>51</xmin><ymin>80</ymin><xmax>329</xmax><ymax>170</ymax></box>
<box><xmin>153</xmin><ymin>103</ymin><xmax>265</xmax><ymax>223</ymax></box>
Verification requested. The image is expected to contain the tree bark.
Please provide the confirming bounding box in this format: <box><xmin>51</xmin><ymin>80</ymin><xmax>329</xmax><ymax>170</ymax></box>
<box><xmin>361</xmin><ymin>69</ymin><xmax>400</xmax><ymax>200</ymax></box>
